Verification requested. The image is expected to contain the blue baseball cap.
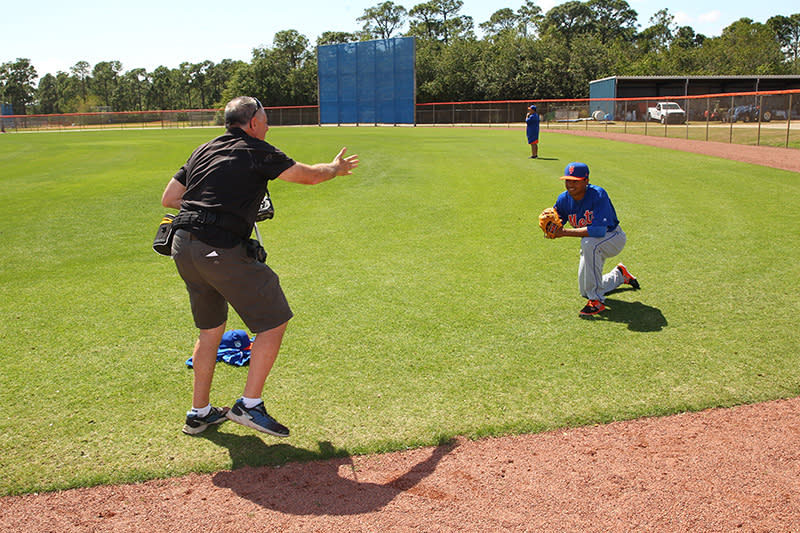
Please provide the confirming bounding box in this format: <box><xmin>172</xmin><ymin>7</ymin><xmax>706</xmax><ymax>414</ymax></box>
<box><xmin>528</xmin><ymin>104</ymin><xmax>537</xmax><ymax>110</ymax></box>
<box><xmin>220</xmin><ymin>329</ymin><xmax>252</xmax><ymax>350</ymax></box>
<box><xmin>560</xmin><ymin>162</ymin><xmax>590</xmax><ymax>181</ymax></box>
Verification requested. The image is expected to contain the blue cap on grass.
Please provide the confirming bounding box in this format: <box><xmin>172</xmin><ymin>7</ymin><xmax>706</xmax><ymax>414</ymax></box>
<box><xmin>220</xmin><ymin>329</ymin><xmax>252</xmax><ymax>350</ymax></box>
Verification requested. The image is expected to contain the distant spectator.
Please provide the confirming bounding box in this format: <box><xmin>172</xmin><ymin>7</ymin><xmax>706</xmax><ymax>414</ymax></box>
<box><xmin>526</xmin><ymin>104</ymin><xmax>540</xmax><ymax>159</ymax></box>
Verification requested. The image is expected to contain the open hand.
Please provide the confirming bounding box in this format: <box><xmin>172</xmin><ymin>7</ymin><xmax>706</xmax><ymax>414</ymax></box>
<box><xmin>333</xmin><ymin>147</ymin><xmax>359</xmax><ymax>175</ymax></box>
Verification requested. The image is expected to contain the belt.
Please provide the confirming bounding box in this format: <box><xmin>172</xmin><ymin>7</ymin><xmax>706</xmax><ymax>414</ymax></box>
<box><xmin>176</xmin><ymin>228</ymin><xmax>200</xmax><ymax>240</ymax></box>
<box><xmin>173</xmin><ymin>209</ymin><xmax>249</xmax><ymax>239</ymax></box>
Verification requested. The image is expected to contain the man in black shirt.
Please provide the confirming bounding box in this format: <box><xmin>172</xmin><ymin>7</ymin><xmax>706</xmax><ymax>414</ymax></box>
<box><xmin>161</xmin><ymin>96</ymin><xmax>359</xmax><ymax>437</ymax></box>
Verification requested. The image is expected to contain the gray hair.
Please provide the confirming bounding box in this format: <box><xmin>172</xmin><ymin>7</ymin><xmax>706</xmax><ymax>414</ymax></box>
<box><xmin>224</xmin><ymin>96</ymin><xmax>261</xmax><ymax>128</ymax></box>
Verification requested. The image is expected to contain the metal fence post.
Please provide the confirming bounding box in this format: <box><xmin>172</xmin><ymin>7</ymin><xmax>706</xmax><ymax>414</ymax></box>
<box><xmin>729</xmin><ymin>96</ymin><xmax>734</xmax><ymax>144</ymax></box>
<box><xmin>786</xmin><ymin>94</ymin><xmax>793</xmax><ymax>149</ymax></box>
<box><xmin>757</xmin><ymin>94</ymin><xmax>762</xmax><ymax>146</ymax></box>
<box><xmin>685</xmin><ymin>98</ymin><xmax>689</xmax><ymax>140</ymax></box>
<box><xmin>644</xmin><ymin>100</ymin><xmax>648</xmax><ymax>136</ymax></box>
<box><xmin>623</xmin><ymin>100</ymin><xmax>628</xmax><ymax>133</ymax></box>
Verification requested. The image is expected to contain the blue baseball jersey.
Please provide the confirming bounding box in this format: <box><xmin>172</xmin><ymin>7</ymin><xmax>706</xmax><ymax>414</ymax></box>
<box><xmin>554</xmin><ymin>184</ymin><xmax>619</xmax><ymax>238</ymax></box>
<box><xmin>526</xmin><ymin>112</ymin><xmax>540</xmax><ymax>143</ymax></box>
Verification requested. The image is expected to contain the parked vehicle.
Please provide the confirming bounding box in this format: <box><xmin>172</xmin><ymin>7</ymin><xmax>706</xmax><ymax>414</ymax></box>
<box><xmin>727</xmin><ymin>105</ymin><xmax>772</xmax><ymax>123</ymax></box>
<box><xmin>702</xmin><ymin>100</ymin><xmax>727</xmax><ymax>121</ymax></box>
<box><xmin>704</xmin><ymin>107</ymin><xmax>726</xmax><ymax>121</ymax></box>
<box><xmin>772</xmin><ymin>109</ymin><xmax>800</xmax><ymax>120</ymax></box>
<box><xmin>647</xmin><ymin>102</ymin><xmax>686</xmax><ymax>124</ymax></box>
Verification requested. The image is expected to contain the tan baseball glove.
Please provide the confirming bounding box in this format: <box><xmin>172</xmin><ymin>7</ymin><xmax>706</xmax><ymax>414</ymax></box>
<box><xmin>538</xmin><ymin>207</ymin><xmax>562</xmax><ymax>239</ymax></box>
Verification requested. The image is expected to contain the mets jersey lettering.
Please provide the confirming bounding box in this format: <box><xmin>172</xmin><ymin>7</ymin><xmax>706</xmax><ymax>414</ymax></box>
<box><xmin>568</xmin><ymin>210</ymin><xmax>593</xmax><ymax>228</ymax></box>
<box><xmin>554</xmin><ymin>184</ymin><xmax>619</xmax><ymax>238</ymax></box>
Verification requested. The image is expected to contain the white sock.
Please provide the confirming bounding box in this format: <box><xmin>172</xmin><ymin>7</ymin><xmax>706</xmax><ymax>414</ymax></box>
<box><xmin>189</xmin><ymin>404</ymin><xmax>211</xmax><ymax>417</ymax></box>
<box><xmin>241</xmin><ymin>396</ymin><xmax>262</xmax><ymax>409</ymax></box>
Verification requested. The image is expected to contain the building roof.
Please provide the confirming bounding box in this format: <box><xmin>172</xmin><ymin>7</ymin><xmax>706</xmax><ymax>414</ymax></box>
<box><xmin>593</xmin><ymin>75</ymin><xmax>800</xmax><ymax>83</ymax></box>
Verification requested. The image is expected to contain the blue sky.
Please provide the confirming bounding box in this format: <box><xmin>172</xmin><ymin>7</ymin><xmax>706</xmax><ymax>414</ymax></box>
<box><xmin>3</xmin><ymin>0</ymin><xmax>797</xmax><ymax>78</ymax></box>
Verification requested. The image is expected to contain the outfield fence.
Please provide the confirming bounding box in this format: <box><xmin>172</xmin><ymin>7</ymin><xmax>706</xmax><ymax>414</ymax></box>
<box><xmin>0</xmin><ymin>105</ymin><xmax>319</xmax><ymax>132</ymax></box>
<box><xmin>416</xmin><ymin>89</ymin><xmax>800</xmax><ymax>150</ymax></box>
<box><xmin>2</xmin><ymin>90</ymin><xmax>798</xmax><ymax>149</ymax></box>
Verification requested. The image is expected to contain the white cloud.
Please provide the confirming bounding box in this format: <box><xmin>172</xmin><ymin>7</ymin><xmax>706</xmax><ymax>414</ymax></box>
<box><xmin>698</xmin><ymin>10</ymin><xmax>721</xmax><ymax>23</ymax></box>
<box><xmin>661</xmin><ymin>9</ymin><xmax>724</xmax><ymax>35</ymax></box>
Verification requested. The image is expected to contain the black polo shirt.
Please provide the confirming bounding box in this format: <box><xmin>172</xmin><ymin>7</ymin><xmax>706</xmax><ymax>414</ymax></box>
<box><xmin>173</xmin><ymin>127</ymin><xmax>295</xmax><ymax>247</ymax></box>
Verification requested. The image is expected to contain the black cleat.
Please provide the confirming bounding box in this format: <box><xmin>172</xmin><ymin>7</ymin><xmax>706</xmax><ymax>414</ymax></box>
<box><xmin>579</xmin><ymin>299</ymin><xmax>606</xmax><ymax>316</ymax></box>
<box><xmin>616</xmin><ymin>263</ymin><xmax>640</xmax><ymax>290</ymax></box>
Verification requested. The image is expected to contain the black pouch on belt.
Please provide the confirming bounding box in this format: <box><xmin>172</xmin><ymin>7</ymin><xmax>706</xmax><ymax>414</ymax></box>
<box><xmin>245</xmin><ymin>238</ymin><xmax>267</xmax><ymax>263</ymax></box>
<box><xmin>153</xmin><ymin>214</ymin><xmax>176</xmax><ymax>256</ymax></box>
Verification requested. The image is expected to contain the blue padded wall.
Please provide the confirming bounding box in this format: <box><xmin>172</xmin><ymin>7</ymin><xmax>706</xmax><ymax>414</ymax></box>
<box><xmin>318</xmin><ymin>37</ymin><xmax>415</xmax><ymax>124</ymax></box>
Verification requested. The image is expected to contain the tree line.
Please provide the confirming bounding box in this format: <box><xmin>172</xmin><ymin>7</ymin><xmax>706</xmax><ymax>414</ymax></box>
<box><xmin>2</xmin><ymin>0</ymin><xmax>799</xmax><ymax>115</ymax></box>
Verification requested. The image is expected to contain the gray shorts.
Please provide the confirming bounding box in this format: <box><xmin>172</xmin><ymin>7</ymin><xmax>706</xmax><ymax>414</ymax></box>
<box><xmin>172</xmin><ymin>230</ymin><xmax>293</xmax><ymax>332</ymax></box>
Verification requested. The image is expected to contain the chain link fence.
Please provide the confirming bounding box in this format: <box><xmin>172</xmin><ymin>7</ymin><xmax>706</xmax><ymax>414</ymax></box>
<box><xmin>2</xmin><ymin>92</ymin><xmax>798</xmax><ymax>149</ymax></box>
<box><xmin>0</xmin><ymin>105</ymin><xmax>319</xmax><ymax>132</ymax></box>
<box><xmin>1</xmin><ymin>109</ymin><xmax>219</xmax><ymax>131</ymax></box>
<box><xmin>416</xmin><ymin>90</ymin><xmax>800</xmax><ymax>149</ymax></box>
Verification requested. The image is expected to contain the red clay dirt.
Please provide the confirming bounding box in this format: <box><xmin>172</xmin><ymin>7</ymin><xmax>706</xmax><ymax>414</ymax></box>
<box><xmin>2</xmin><ymin>133</ymin><xmax>798</xmax><ymax>532</ymax></box>
<box><xmin>548</xmin><ymin>129</ymin><xmax>800</xmax><ymax>173</ymax></box>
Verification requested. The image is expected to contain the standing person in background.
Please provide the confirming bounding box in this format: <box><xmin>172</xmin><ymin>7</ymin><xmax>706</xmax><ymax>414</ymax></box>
<box><xmin>526</xmin><ymin>104</ymin><xmax>540</xmax><ymax>159</ymax></box>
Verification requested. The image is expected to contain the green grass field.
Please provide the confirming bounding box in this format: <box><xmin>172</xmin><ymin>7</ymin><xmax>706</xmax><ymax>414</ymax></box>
<box><xmin>1</xmin><ymin>126</ymin><xmax>798</xmax><ymax>497</ymax></box>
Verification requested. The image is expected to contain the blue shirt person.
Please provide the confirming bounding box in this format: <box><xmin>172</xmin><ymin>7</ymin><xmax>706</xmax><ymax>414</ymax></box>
<box><xmin>526</xmin><ymin>104</ymin><xmax>540</xmax><ymax>158</ymax></box>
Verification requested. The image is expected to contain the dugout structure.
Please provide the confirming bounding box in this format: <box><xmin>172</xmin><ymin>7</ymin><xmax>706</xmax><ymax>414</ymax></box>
<box><xmin>317</xmin><ymin>37</ymin><xmax>416</xmax><ymax>125</ymax></box>
<box><xmin>590</xmin><ymin>75</ymin><xmax>800</xmax><ymax>121</ymax></box>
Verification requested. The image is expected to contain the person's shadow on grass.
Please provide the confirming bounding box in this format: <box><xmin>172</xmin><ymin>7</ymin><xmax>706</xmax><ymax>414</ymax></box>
<box><xmin>201</xmin><ymin>429</ymin><xmax>457</xmax><ymax>516</ymax></box>
<box><xmin>585</xmin><ymin>292</ymin><xmax>667</xmax><ymax>332</ymax></box>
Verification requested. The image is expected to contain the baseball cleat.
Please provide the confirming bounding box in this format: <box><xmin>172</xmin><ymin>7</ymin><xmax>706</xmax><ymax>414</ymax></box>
<box><xmin>182</xmin><ymin>406</ymin><xmax>229</xmax><ymax>435</ymax></box>
<box><xmin>227</xmin><ymin>399</ymin><xmax>290</xmax><ymax>437</ymax></box>
<box><xmin>579</xmin><ymin>299</ymin><xmax>606</xmax><ymax>316</ymax></box>
<box><xmin>616</xmin><ymin>263</ymin><xmax>640</xmax><ymax>290</ymax></box>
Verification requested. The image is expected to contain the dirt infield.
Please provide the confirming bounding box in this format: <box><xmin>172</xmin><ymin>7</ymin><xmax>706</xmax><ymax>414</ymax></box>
<box><xmin>2</xmin><ymin>134</ymin><xmax>798</xmax><ymax>532</ymax></box>
<box><xmin>548</xmin><ymin>129</ymin><xmax>800</xmax><ymax>173</ymax></box>
<box><xmin>4</xmin><ymin>398</ymin><xmax>800</xmax><ymax>532</ymax></box>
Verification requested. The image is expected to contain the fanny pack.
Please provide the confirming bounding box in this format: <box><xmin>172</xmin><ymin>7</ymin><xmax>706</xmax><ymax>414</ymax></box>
<box><xmin>152</xmin><ymin>214</ymin><xmax>177</xmax><ymax>256</ymax></box>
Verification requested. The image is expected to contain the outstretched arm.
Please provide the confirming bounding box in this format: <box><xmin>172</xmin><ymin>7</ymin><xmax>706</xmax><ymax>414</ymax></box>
<box><xmin>277</xmin><ymin>147</ymin><xmax>359</xmax><ymax>185</ymax></box>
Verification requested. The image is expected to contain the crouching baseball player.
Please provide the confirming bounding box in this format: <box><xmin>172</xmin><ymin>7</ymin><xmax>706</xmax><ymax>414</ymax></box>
<box><xmin>539</xmin><ymin>162</ymin><xmax>640</xmax><ymax>316</ymax></box>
